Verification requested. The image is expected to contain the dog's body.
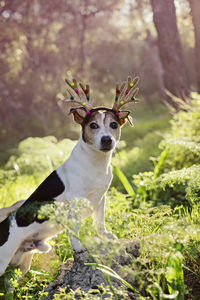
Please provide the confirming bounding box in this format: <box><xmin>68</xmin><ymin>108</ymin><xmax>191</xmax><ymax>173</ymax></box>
<box><xmin>0</xmin><ymin>75</ymin><xmax>139</xmax><ymax>278</ymax></box>
<box><xmin>0</xmin><ymin>111</ymin><xmax>121</xmax><ymax>276</ymax></box>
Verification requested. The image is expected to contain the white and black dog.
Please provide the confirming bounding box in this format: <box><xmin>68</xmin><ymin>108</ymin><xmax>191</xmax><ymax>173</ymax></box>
<box><xmin>0</xmin><ymin>76</ymin><xmax>139</xmax><ymax>276</ymax></box>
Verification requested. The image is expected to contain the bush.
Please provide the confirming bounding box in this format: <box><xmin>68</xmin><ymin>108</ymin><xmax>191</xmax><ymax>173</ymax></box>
<box><xmin>133</xmin><ymin>94</ymin><xmax>200</xmax><ymax>208</ymax></box>
<box><xmin>0</xmin><ymin>136</ymin><xmax>76</xmax><ymax>207</ymax></box>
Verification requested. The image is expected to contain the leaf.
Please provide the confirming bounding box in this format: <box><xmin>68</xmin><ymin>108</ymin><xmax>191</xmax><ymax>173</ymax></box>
<box><xmin>151</xmin><ymin>282</ymin><xmax>179</xmax><ymax>299</ymax></box>
<box><xmin>154</xmin><ymin>148</ymin><xmax>168</xmax><ymax>180</ymax></box>
<box><xmin>114</xmin><ymin>167</ymin><xmax>135</xmax><ymax>198</ymax></box>
<box><xmin>166</xmin><ymin>252</ymin><xmax>185</xmax><ymax>300</ymax></box>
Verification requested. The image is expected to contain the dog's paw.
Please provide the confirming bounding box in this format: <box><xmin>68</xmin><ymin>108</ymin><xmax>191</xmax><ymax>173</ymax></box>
<box><xmin>73</xmin><ymin>244</ymin><xmax>85</xmax><ymax>253</ymax></box>
<box><xmin>36</xmin><ymin>241</ymin><xmax>51</xmax><ymax>252</ymax></box>
<box><xmin>103</xmin><ymin>231</ymin><xmax>118</xmax><ymax>240</ymax></box>
<box><xmin>74</xmin><ymin>247</ymin><xmax>86</xmax><ymax>254</ymax></box>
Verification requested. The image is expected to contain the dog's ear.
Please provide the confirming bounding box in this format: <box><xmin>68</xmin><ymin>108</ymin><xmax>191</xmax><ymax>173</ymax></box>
<box><xmin>117</xmin><ymin>111</ymin><xmax>132</xmax><ymax>126</ymax></box>
<box><xmin>69</xmin><ymin>108</ymin><xmax>87</xmax><ymax>125</ymax></box>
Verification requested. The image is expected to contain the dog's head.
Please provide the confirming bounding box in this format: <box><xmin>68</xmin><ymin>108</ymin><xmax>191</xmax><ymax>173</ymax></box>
<box><xmin>70</xmin><ymin>108</ymin><xmax>130</xmax><ymax>152</ymax></box>
<box><xmin>65</xmin><ymin>76</ymin><xmax>140</xmax><ymax>153</ymax></box>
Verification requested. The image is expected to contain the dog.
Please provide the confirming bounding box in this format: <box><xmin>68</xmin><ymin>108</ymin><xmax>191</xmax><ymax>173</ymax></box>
<box><xmin>0</xmin><ymin>76</ymin><xmax>139</xmax><ymax>277</ymax></box>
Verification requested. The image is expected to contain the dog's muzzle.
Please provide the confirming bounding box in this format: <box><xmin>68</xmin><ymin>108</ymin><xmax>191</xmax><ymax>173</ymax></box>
<box><xmin>100</xmin><ymin>136</ymin><xmax>113</xmax><ymax>152</ymax></box>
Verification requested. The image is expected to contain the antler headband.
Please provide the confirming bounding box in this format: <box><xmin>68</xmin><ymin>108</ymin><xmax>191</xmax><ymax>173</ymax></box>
<box><xmin>65</xmin><ymin>78</ymin><xmax>93</xmax><ymax>114</ymax></box>
<box><xmin>65</xmin><ymin>76</ymin><xmax>140</xmax><ymax>122</ymax></box>
<box><xmin>112</xmin><ymin>76</ymin><xmax>140</xmax><ymax>112</ymax></box>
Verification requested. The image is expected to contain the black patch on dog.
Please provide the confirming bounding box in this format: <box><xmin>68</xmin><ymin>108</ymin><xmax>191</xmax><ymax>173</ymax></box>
<box><xmin>16</xmin><ymin>171</ymin><xmax>65</xmax><ymax>227</ymax></box>
<box><xmin>0</xmin><ymin>216</ymin><xmax>10</xmax><ymax>246</ymax></box>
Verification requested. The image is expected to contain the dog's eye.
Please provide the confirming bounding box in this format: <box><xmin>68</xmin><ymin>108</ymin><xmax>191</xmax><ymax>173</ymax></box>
<box><xmin>110</xmin><ymin>122</ymin><xmax>118</xmax><ymax>129</ymax></box>
<box><xmin>90</xmin><ymin>122</ymin><xmax>99</xmax><ymax>129</ymax></box>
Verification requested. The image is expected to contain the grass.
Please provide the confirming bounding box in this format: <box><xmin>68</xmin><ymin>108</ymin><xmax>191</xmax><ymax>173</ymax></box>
<box><xmin>0</xmin><ymin>99</ymin><xmax>200</xmax><ymax>299</ymax></box>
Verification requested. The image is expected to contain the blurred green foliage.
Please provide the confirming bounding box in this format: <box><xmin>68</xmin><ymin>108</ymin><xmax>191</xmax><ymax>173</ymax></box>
<box><xmin>0</xmin><ymin>136</ymin><xmax>75</xmax><ymax>207</ymax></box>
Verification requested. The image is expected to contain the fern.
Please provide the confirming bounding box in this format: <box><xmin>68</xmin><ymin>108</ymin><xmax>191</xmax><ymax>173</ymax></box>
<box><xmin>155</xmin><ymin>165</ymin><xmax>200</xmax><ymax>203</ymax></box>
<box><xmin>160</xmin><ymin>138</ymin><xmax>200</xmax><ymax>156</ymax></box>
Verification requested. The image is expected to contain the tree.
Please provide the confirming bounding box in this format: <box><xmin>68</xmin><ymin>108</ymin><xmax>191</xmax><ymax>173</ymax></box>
<box><xmin>188</xmin><ymin>0</ymin><xmax>200</xmax><ymax>92</ymax></box>
<box><xmin>150</xmin><ymin>0</ymin><xmax>190</xmax><ymax>98</ymax></box>
<box><xmin>145</xmin><ymin>30</ymin><xmax>172</xmax><ymax>105</ymax></box>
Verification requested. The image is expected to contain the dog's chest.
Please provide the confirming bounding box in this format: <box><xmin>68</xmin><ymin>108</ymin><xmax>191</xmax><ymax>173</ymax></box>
<box><xmin>57</xmin><ymin>161</ymin><xmax>112</xmax><ymax>202</ymax></box>
<box><xmin>74</xmin><ymin>167</ymin><xmax>111</xmax><ymax>199</ymax></box>
<box><xmin>83</xmin><ymin>169</ymin><xmax>112</xmax><ymax>200</ymax></box>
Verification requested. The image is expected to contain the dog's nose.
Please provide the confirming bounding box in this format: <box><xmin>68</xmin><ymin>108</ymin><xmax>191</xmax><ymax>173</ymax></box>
<box><xmin>101</xmin><ymin>136</ymin><xmax>112</xmax><ymax>146</ymax></box>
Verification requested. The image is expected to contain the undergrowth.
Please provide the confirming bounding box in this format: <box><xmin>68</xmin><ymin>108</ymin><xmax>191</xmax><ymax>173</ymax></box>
<box><xmin>0</xmin><ymin>95</ymin><xmax>200</xmax><ymax>299</ymax></box>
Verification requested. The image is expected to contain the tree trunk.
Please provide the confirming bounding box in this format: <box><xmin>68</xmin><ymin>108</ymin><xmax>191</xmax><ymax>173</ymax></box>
<box><xmin>145</xmin><ymin>30</ymin><xmax>171</xmax><ymax>102</ymax></box>
<box><xmin>150</xmin><ymin>0</ymin><xmax>190</xmax><ymax>98</ymax></box>
<box><xmin>188</xmin><ymin>0</ymin><xmax>200</xmax><ymax>92</ymax></box>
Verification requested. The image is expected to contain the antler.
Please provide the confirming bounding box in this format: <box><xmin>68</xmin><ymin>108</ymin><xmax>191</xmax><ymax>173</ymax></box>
<box><xmin>65</xmin><ymin>78</ymin><xmax>93</xmax><ymax>111</ymax></box>
<box><xmin>112</xmin><ymin>76</ymin><xmax>140</xmax><ymax>111</ymax></box>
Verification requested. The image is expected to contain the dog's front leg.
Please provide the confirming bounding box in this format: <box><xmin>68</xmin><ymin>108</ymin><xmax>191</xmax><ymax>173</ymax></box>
<box><xmin>18</xmin><ymin>252</ymin><xmax>34</xmax><ymax>275</ymax></box>
<box><xmin>93</xmin><ymin>195</ymin><xmax>117</xmax><ymax>239</ymax></box>
<box><xmin>69</xmin><ymin>235</ymin><xmax>85</xmax><ymax>253</ymax></box>
<box><xmin>67</xmin><ymin>200</ymin><xmax>85</xmax><ymax>253</ymax></box>
<box><xmin>68</xmin><ymin>217</ymin><xmax>85</xmax><ymax>253</ymax></box>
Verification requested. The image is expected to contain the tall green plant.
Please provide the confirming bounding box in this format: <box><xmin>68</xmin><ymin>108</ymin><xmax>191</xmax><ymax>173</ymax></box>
<box><xmin>166</xmin><ymin>252</ymin><xmax>185</xmax><ymax>300</ymax></box>
<box><xmin>114</xmin><ymin>167</ymin><xmax>135</xmax><ymax>198</ymax></box>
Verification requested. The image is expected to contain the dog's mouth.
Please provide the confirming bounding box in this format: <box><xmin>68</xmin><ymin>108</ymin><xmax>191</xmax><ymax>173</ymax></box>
<box><xmin>100</xmin><ymin>146</ymin><xmax>113</xmax><ymax>152</ymax></box>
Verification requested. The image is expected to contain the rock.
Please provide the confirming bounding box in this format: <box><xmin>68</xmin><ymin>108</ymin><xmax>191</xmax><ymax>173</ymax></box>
<box><xmin>44</xmin><ymin>239</ymin><xmax>140</xmax><ymax>299</ymax></box>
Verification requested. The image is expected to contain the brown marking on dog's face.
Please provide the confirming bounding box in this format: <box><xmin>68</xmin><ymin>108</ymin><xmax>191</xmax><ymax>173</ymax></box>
<box><xmin>82</xmin><ymin>111</ymin><xmax>101</xmax><ymax>145</ymax></box>
<box><xmin>82</xmin><ymin>111</ymin><xmax>121</xmax><ymax>152</ymax></box>
<box><xmin>104</xmin><ymin>111</ymin><xmax>121</xmax><ymax>141</ymax></box>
